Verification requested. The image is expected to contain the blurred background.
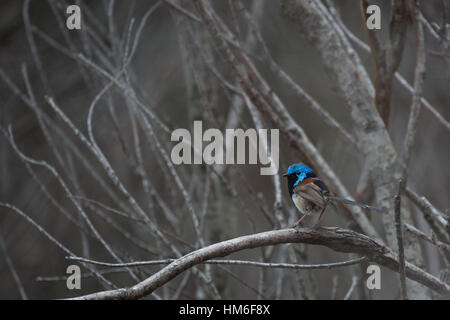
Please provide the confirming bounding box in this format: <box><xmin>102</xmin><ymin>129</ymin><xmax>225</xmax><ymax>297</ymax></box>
<box><xmin>0</xmin><ymin>0</ymin><xmax>448</xmax><ymax>299</ymax></box>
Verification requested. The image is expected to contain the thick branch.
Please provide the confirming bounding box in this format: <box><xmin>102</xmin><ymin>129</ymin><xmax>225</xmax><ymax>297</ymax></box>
<box><xmin>69</xmin><ymin>227</ymin><xmax>450</xmax><ymax>299</ymax></box>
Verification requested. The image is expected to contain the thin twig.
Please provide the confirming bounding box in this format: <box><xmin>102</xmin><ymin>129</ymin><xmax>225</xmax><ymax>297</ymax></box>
<box><xmin>0</xmin><ymin>202</ymin><xmax>115</xmax><ymax>288</ymax></box>
<box><xmin>0</xmin><ymin>232</ymin><xmax>28</xmax><ymax>299</ymax></box>
<box><xmin>405</xmin><ymin>187</ymin><xmax>449</xmax><ymax>238</ymax></box>
<box><xmin>67</xmin><ymin>255</ymin><xmax>368</xmax><ymax>270</ymax></box>
<box><xmin>162</xmin><ymin>0</ymin><xmax>202</xmax><ymax>23</ymax></box>
<box><xmin>394</xmin><ymin>180</ymin><xmax>408</xmax><ymax>299</ymax></box>
<box><xmin>343</xmin><ymin>276</ymin><xmax>358</xmax><ymax>300</ymax></box>
<box><xmin>401</xmin><ymin>0</ymin><xmax>426</xmax><ymax>182</ymax></box>
<box><xmin>404</xmin><ymin>223</ymin><xmax>450</xmax><ymax>255</ymax></box>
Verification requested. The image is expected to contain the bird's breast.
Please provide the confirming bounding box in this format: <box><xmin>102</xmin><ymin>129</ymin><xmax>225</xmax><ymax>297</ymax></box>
<box><xmin>292</xmin><ymin>193</ymin><xmax>308</xmax><ymax>215</ymax></box>
<box><xmin>292</xmin><ymin>193</ymin><xmax>320</xmax><ymax>215</ymax></box>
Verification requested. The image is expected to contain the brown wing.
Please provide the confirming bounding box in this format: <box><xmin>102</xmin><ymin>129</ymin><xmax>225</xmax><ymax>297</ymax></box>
<box><xmin>293</xmin><ymin>182</ymin><xmax>327</xmax><ymax>209</ymax></box>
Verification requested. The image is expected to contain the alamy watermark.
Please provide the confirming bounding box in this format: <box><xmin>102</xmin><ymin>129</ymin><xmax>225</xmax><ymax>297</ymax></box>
<box><xmin>66</xmin><ymin>5</ymin><xmax>81</xmax><ymax>30</ymax></box>
<box><xmin>366</xmin><ymin>264</ymin><xmax>381</xmax><ymax>290</ymax></box>
<box><xmin>170</xmin><ymin>121</ymin><xmax>279</xmax><ymax>175</ymax></box>
<box><xmin>66</xmin><ymin>264</ymin><xmax>81</xmax><ymax>290</ymax></box>
<box><xmin>366</xmin><ymin>4</ymin><xmax>381</xmax><ymax>30</ymax></box>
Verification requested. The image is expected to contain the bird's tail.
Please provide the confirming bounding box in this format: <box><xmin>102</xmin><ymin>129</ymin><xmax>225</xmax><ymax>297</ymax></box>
<box><xmin>326</xmin><ymin>195</ymin><xmax>384</xmax><ymax>213</ymax></box>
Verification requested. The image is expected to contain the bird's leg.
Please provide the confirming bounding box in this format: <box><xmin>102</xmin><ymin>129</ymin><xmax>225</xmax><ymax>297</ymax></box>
<box><xmin>312</xmin><ymin>207</ymin><xmax>327</xmax><ymax>230</ymax></box>
<box><xmin>292</xmin><ymin>214</ymin><xmax>307</xmax><ymax>228</ymax></box>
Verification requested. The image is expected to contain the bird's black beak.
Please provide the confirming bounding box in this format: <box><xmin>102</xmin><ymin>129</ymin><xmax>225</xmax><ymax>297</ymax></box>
<box><xmin>282</xmin><ymin>173</ymin><xmax>288</xmax><ymax>177</ymax></box>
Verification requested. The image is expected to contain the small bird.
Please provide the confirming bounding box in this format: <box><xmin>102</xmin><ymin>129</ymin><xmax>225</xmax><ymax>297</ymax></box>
<box><xmin>283</xmin><ymin>163</ymin><xmax>383</xmax><ymax>229</ymax></box>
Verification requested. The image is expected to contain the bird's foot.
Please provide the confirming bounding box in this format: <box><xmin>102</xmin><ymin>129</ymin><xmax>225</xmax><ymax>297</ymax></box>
<box><xmin>292</xmin><ymin>214</ymin><xmax>307</xmax><ymax>228</ymax></box>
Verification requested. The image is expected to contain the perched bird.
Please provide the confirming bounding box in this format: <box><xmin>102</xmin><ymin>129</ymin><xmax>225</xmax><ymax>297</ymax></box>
<box><xmin>283</xmin><ymin>163</ymin><xmax>383</xmax><ymax>229</ymax></box>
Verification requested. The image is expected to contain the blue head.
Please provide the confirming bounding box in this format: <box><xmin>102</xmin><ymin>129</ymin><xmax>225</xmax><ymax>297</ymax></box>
<box><xmin>282</xmin><ymin>163</ymin><xmax>317</xmax><ymax>196</ymax></box>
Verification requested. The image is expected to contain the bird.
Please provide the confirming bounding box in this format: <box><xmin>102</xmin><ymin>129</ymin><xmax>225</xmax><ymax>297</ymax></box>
<box><xmin>283</xmin><ymin>163</ymin><xmax>383</xmax><ymax>229</ymax></box>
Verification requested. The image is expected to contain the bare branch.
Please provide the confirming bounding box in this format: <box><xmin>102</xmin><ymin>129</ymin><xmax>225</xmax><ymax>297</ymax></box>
<box><xmin>404</xmin><ymin>223</ymin><xmax>450</xmax><ymax>255</ymax></box>
<box><xmin>0</xmin><ymin>202</ymin><xmax>115</xmax><ymax>288</ymax></box>
<box><xmin>337</xmin><ymin>8</ymin><xmax>450</xmax><ymax>130</ymax></box>
<box><xmin>68</xmin><ymin>227</ymin><xmax>450</xmax><ymax>299</ymax></box>
<box><xmin>405</xmin><ymin>187</ymin><xmax>449</xmax><ymax>242</ymax></box>
<box><xmin>344</xmin><ymin>276</ymin><xmax>358</xmax><ymax>300</ymax></box>
<box><xmin>394</xmin><ymin>180</ymin><xmax>408</xmax><ymax>299</ymax></box>
<box><xmin>0</xmin><ymin>232</ymin><xmax>27</xmax><ymax>299</ymax></box>
<box><xmin>401</xmin><ymin>0</ymin><xmax>426</xmax><ymax>182</ymax></box>
<box><xmin>67</xmin><ymin>255</ymin><xmax>368</xmax><ymax>270</ymax></box>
